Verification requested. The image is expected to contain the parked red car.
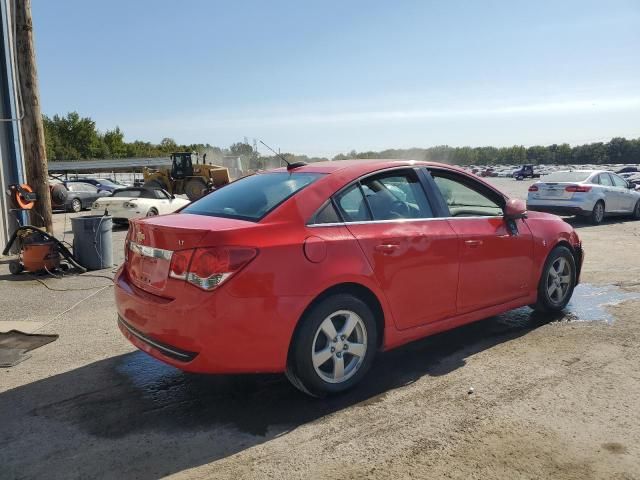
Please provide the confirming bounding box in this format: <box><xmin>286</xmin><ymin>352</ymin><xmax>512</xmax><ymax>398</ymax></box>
<box><xmin>115</xmin><ymin>160</ymin><xmax>583</xmax><ymax>396</ymax></box>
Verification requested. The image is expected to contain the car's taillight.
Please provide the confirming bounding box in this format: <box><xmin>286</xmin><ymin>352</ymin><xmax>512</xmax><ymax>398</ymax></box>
<box><xmin>565</xmin><ymin>185</ymin><xmax>591</xmax><ymax>192</ymax></box>
<box><xmin>169</xmin><ymin>246</ymin><xmax>257</xmax><ymax>291</ymax></box>
<box><xmin>528</xmin><ymin>185</ymin><xmax>539</xmax><ymax>192</ymax></box>
<box><xmin>124</xmin><ymin>226</ymin><xmax>132</xmax><ymax>261</ymax></box>
<box><xmin>169</xmin><ymin>249</ymin><xmax>193</xmax><ymax>280</ymax></box>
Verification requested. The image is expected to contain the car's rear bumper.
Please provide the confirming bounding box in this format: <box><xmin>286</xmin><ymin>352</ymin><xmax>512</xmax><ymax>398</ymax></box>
<box><xmin>114</xmin><ymin>266</ymin><xmax>311</xmax><ymax>374</ymax></box>
<box><xmin>527</xmin><ymin>200</ymin><xmax>592</xmax><ymax>216</ymax></box>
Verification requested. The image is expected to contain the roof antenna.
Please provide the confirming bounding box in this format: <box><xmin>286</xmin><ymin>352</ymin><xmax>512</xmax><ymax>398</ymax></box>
<box><xmin>259</xmin><ymin>140</ymin><xmax>307</xmax><ymax>170</ymax></box>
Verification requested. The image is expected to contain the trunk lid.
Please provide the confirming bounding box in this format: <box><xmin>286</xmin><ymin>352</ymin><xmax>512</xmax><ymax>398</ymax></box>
<box><xmin>535</xmin><ymin>182</ymin><xmax>575</xmax><ymax>200</ymax></box>
<box><xmin>126</xmin><ymin>213</ymin><xmax>257</xmax><ymax>296</ymax></box>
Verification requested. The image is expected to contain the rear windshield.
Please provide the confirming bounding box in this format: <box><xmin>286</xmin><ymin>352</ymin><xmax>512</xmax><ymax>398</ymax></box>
<box><xmin>542</xmin><ymin>171</ymin><xmax>592</xmax><ymax>183</ymax></box>
<box><xmin>113</xmin><ymin>190</ymin><xmax>142</xmax><ymax>197</ymax></box>
<box><xmin>182</xmin><ymin>172</ymin><xmax>323</xmax><ymax>221</ymax></box>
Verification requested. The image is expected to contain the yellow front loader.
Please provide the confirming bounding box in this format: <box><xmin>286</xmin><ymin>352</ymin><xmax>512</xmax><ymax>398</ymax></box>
<box><xmin>143</xmin><ymin>152</ymin><xmax>230</xmax><ymax>201</ymax></box>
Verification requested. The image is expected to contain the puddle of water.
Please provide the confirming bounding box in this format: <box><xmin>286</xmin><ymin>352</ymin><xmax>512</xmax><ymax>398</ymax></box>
<box><xmin>494</xmin><ymin>283</ymin><xmax>640</xmax><ymax>327</ymax></box>
<box><xmin>563</xmin><ymin>283</ymin><xmax>640</xmax><ymax>323</ymax></box>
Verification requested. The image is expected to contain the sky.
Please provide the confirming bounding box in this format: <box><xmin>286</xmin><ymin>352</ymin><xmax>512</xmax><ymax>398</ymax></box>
<box><xmin>33</xmin><ymin>0</ymin><xmax>640</xmax><ymax>157</ymax></box>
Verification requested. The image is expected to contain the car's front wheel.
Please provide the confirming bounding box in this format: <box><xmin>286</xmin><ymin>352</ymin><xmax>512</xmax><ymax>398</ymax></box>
<box><xmin>532</xmin><ymin>246</ymin><xmax>576</xmax><ymax>313</ymax></box>
<box><xmin>632</xmin><ymin>200</ymin><xmax>640</xmax><ymax>220</ymax></box>
<box><xmin>286</xmin><ymin>294</ymin><xmax>377</xmax><ymax>397</ymax></box>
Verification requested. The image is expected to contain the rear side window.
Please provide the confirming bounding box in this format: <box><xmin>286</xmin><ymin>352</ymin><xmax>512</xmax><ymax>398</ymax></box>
<box><xmin>183</xmin><ymin>172</ymin><xmax>323</xmax><ymax>221</ymax></box>
<box><xmin>335</xmin><ymin>184</ymin><xmax>371</xmax><ymax>222</ymax></box>
<box><xmin>598</xmin><ymin>174</ymin><xmax>613</xmax><ymax>186</ymax></box>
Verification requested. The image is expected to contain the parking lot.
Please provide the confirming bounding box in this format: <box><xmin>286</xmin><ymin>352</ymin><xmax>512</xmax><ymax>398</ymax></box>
<box><xmin>1</xmin><ymin>177</ymin><xmax>639</xmax><ymax>480</ymax></box>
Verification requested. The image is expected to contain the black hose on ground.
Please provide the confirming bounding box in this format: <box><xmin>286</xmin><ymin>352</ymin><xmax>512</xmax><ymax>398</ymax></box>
<box><xmin>2</xmin><ymin>225</ymin><xmax>87</xmax><ymax>273</ymax></box>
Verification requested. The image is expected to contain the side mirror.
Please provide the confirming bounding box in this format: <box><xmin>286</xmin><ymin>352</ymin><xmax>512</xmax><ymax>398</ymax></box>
<box><xmin>171</xmin><ymin>194</ymin><xmax>175</xmax><ymax>199</ymax></box>
<box><xmin>504</xmin><ymin>198</ymin><xmax>527</xmax><ymax>220</ymax></box>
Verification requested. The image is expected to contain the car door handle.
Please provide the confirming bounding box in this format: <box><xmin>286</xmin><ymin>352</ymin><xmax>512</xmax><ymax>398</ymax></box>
<box><xmin>375</xmin><ymin>243</ymin><xmax>400</xmax><ymax>254</ymax></box>
<box><xmin>464</xmin><ymin>239</ymin><xmax>483</xmax><ymax>248</ymax></box>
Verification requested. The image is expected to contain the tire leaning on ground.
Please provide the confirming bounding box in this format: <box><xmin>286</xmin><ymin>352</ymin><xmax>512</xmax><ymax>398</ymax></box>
<box><xmin>286</xmin><ymin>293</ymin><xmax>378</xmax><ymax>397</ymax></box>
<box><xmin>532</xmin><ymin>245</ymin><xmax>577</xmax><ymax>313</ymax></box>
<box><xmin>70</xmin><ymin>198</ymin><xmax>82</xmax><ymax>213</ymax></box>
<box><xmin>590</xmin><ymin>200</ymin><xmax>605</xmax><ymax>225</ymax></box>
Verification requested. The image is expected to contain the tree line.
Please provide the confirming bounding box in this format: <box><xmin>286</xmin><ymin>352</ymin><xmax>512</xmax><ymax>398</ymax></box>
<box><xmin>44</xmin><ymin>111</ymin><xmax>640</xmax><ymax>167</ymax></box>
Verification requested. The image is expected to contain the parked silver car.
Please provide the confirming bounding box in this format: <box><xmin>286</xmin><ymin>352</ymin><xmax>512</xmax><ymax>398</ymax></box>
<box><xmin>527</xmin><ymin>170</ymin><xmax>640</xmax><ymax>225</ymax></box>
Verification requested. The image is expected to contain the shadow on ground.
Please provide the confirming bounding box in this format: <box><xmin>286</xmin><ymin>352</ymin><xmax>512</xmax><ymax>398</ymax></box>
<box><xmin>563</xmin><ymin>215</ymin><xmax>635</xmax><ymax>229</ymax></box>
<box><xmin>0</xmin><ymin>307</ymin><xmax>563</xmax><ymax>479</ymax></box>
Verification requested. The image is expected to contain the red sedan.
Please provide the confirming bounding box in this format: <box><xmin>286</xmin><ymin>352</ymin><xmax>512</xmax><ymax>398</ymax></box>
<box><xmin>115</xmin><ymin>160</ymin><xmax>583</xmax><ymax>396</ymax></box>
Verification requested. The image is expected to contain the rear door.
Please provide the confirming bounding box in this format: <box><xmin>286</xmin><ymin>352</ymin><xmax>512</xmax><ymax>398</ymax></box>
<box><xmin>335</xmin><ymin>168</ymin><xmax>459</xmax><ymax>330</ymax></box>
<box><xmin>428</xmin><ymin>168</ymin><xmax>534</xmax><ymax>313</ymax></box>
<box><xmin>596</xmin><ymin>173</ymin><xmax>619</xmax><ymax>211</ymax></box>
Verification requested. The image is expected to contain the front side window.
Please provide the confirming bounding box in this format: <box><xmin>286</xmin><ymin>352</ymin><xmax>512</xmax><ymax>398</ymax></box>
<box><xmin>611</xmin><ymin>174</ymin><xmax>628</xmax><ymax>188</ymax></box>
<box><xmin>183</xmin><ymin>172</ymin><xmax>323</xmax><ymax>221</ymax></box>
<box><xmin>431</xmin><ymin>173</ymin><xmax>503</xmax><ymax>217</ymax></box>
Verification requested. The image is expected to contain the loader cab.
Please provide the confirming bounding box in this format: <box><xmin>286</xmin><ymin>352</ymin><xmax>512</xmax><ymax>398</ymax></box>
<box><xmin>170</xmin><ymin>152</ymin><xmax>196</xmax><ymax>179</ymax></box>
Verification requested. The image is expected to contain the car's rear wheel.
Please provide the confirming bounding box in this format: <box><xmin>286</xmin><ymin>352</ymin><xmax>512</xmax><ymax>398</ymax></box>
<box><xmin>532</xmin><ymin>246</ymin><xmax>576</xmax><ymax>313</ymax></box>
<box><xmin>590</xmin><ymin>200</ymin><xmax>605</xmax><ymax>225</ymax></box>
<box><xmin>632</xmin><ymin>200</ymin><xmax>640</xmax><ymax>220</ymax></box>
<box><xmin>70</xmin><ymin>198</ymin><xmax>82</xmax><ymax>213</ymax></box>
<box><xmin>286</xmin><ymin>294</ymin><xmax>377</xmax><ymax>397</ymax></box>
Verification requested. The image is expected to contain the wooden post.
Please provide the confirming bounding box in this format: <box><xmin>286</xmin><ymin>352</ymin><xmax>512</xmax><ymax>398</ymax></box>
<box><xmin>15</xmin><ymin>0</ymin><xmax>52</xmax><ymax>232</ymax></box>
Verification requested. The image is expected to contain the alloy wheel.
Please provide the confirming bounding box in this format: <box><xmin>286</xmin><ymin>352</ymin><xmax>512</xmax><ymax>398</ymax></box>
<box><xmin>594</xmin><ymin>203</ymin><xmax>604</xmax><ymax>223</ymax></box>
<box><xmin>311</xmin><ymin>310</ymin><xmax>367</xmax><ymax>384</ymax></box>
<box><xmin>546</xmin><ymin>257</ymin><xmax>572</xmax><ymax>305</ymax></box>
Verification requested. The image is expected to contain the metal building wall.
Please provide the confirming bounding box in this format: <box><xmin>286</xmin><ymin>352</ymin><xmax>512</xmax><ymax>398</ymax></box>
<box><xmin>0</xmin><ymin>0</ymin><xmax>26</xmax><ymax>249</ymax></box>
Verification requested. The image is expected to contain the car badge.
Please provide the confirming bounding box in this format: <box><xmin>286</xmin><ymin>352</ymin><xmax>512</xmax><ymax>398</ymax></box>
<box><xmin>136</xmin><ymin>231</ymin><xmax>145</xmax><ymax>243</ymax></box>
<box><xmin>178</xmin><ymin>240</ymin><xmax>184</xmax><ymax>246</ymax></box>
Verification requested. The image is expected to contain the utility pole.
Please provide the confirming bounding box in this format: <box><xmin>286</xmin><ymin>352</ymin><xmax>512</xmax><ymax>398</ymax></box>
<box><xmin>15</xmin><ymin>0</ymin><xmax>52</xmax><ymax>231</ymax></box>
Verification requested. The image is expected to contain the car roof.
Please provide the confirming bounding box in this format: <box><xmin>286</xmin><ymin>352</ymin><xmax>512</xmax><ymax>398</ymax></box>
<box><xmin>268</xmin><ymin>159</ymin><xmax>461</xmax><ymax>176</ymax></box>
<box><xmin>112</xmin><ymin>186</ymin><xmax>157</xmax><ymax>193</ymax></box>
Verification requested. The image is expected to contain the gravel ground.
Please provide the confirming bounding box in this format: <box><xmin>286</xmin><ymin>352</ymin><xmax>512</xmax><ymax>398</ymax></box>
<box><xmin>0</xmin><ymin>177</ymin><xmax>639</xmax><ymax>480</ymax></box>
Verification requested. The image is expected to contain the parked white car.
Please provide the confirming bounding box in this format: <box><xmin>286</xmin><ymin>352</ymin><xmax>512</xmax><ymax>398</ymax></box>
<box><xmin>91</xmin><ymin>187</ymin><xmax>190</xmax><ymax>225</ymax></box>
<box><xmin>527</xmin><ymin>170</ymin><xmax>640</xmax><ymax>225</ymax></box>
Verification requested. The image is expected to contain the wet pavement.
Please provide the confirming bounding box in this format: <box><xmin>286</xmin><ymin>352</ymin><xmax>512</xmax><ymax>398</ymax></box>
<box><xmin>18</xmin><ymin>284</ymin><xmax>637</xmax><ymax>441</ymax></box>
<box><xmin>1</xmin><ymin>282</ymin><xmax>639</xmax><ymax>479</ymax></box>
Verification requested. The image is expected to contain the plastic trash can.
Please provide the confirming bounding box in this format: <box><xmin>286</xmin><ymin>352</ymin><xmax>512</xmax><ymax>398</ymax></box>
<box><xmin>71</xmin><ymin>215</ymin><xmax>113</xmax><ymax>270</ymax></box>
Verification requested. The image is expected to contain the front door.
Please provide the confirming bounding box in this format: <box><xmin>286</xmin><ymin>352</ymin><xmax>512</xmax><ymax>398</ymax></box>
<box><xmin>335</xmin><ymin>169</ymin><xmax>459</xmax><ymax>330</ymax></box>
<box><xmin>429</xmin><ymin>170</ymin><xmax>534</xmax><ymax>313</ymax></box>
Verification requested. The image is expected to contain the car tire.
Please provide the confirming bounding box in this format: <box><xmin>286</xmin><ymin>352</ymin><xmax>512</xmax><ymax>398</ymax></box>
<box><xmin>70</xmin><ymin>198</ymin><xmax>82</xmax><ymax>213</ymax></box>
<box><xmin>532</xmin><ymin>245</ymin><xmax>576</xmax><ymax>313</ymax></box>
<box><xmin>632</xmin><ymin>200</ymin><xmax>640</xmax><ymax>220</ymax></box>
<box><xmin>287</xmin><ymin>293</ymin><xmax>378</xmax><ymax>397</ymax></box>
<box><xmin>146</xmin><ymin>207</ymin><xmax>159</xmax><ymax>217</ymax></box>
<box><xmin>589</xmin><ymin>200</ymin><xmax>605</xmax><ymax>225</ymax></box>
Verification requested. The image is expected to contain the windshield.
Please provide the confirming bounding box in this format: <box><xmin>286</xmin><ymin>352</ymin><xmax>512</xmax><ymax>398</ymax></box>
<box><xmin>97</xmin><ymin>179</ymin><xmax>122</xmax><ymax>186</ymax></box>
<box><xmin>182</xmin><ymin>172</ymin><xmax>323</xmax><ymax>221</ymax></box>
<box><xmin>542</xmin><ymin>171</ymin><xmax>592</xmax><ymax>183</ymax></box>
